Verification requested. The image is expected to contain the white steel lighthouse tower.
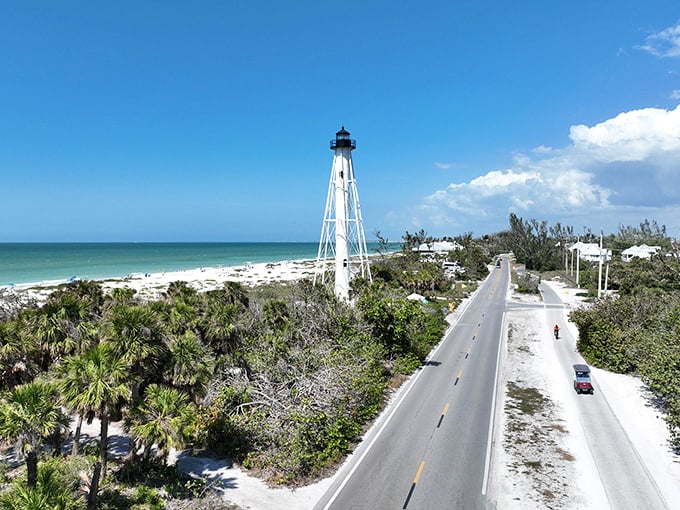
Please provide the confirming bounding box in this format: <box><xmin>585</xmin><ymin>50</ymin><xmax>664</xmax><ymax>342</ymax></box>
<box><xmin>315</xmin><ymin>126</ymin><xmax>371</xmax><ymax>300</ymax></box>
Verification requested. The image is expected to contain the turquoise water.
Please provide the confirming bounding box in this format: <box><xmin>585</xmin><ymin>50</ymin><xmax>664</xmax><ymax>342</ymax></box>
<box><xmin>0</xmin><ymin>242</ymin><xmax>382</xmax><ymax>286</ymax></box>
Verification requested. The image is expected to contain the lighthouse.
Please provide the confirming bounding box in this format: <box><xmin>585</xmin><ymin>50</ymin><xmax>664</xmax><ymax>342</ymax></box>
<box><xmin>315</xmin><ymin>126</ymin><xmax>371</xmax><ymax>301</ymax></box>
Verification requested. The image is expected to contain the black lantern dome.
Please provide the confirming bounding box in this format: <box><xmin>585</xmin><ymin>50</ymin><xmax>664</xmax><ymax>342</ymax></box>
<box><xmin>330</xmin><ymin>126</ymin><xmax>356</xmax><ymax>150</ymax></box>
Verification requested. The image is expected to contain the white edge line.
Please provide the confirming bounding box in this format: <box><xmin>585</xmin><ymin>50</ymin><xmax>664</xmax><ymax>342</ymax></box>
<box><xmin>481</xmin><ymin>303</ymin><xmax>506</xmax><ymax>496</ymax></box>
<box><xmin>320</xmin><ymin>294</ymin><xmax>473</xmax><ymax>510</ymax></box>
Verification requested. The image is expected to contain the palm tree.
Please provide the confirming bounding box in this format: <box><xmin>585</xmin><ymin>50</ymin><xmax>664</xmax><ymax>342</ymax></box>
<box><xmin>104</xmin><ymin>304</ymin><xmax>168</xmax><ymax>398</ymax></box>
<box><xmin>24</xmin><ymin>291</ymin><xmax>97</xmax><ymax>372</ymax></box>
<box><xmin>106</xmin><ymin>287</ymin><xmax>137</xmax><ymax>308</ymax></box>
<box><xmin>0</xmin><ymin>381</ymin><xmax>69</xmax><ymax>488</ymax></box>
<box><xmin>126</xmin><ymin>384</ymin><xmax>195</xmax><ymax>465</ymax></box>
<box><xmin>165</xmin><ymin>280</ymin><xmax>198</xmax><ymax>302</ymax></box>
<box><xmin>53</xmin><ymin>353</ymin><xmax>89</xmax><ymax>457</ymax></box>
<box><xmin>196</xmin><ymin>283</ymin><xmax>249</xmax><ymax>352</ymax></box>
<box><xmin>164</xmin><ymin>331</ymin><xmax>214</xmax><ymax>401</ymax></box>
<box><xmin>53</xmin><ymin>344</ymin><xmax>130</xmax><ymax>506</ymax></box>
<box><xmin>213</xmin><ymin>281</ymin><xmax>250</xmax><ymax>308</ymax></box>
<box><xmin>55</xmin><ymin>280</ymin><xmax>105</xmax><ymax>319</ymax></box>
<box><xmin>31</xmin><ymin>309</ymin><xmax>78</xmax><ymax>364</ymax></box>
<box><xmin>0</xmin><ymin>320</ymin><xmax>38</xmax><ymax>389</ymax></box>
<box><xmin>198</xmin><ymin>303</ymin><xmax>238</xmax><ymax>348</ymax></box>
<box><xmin>164</xmin><ymin>300</ymin><xmax>198</xmax><ymax>335</ymax></box>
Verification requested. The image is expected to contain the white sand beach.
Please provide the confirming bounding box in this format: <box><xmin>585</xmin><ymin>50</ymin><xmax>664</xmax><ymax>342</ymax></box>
<box><xmin>4</xmin><ymin>258</ymin><xmax>327</xmax><ymax>304</ymax></box>
<box><xmin>103</xmin><ymin>259</ymin><xmax>324</xmax><ymax>300</ymax></box>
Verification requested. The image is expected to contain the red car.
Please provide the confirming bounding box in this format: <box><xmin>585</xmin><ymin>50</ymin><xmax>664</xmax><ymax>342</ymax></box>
<box><xmin>573</xmin><ymin>364</ymin><xmax>594</xmax><ymax>394</ymax></box>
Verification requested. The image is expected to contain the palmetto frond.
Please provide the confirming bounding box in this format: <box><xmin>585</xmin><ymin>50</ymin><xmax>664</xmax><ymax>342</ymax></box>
<box><xmin>0</xmin><ymin>382</ymin><xmax>68</xmax><ymax>452</ymax></box>
<box><xmin>127</xmin><ymin>384</ymin><xmax>194</xmax><ymax>462</ymax></box>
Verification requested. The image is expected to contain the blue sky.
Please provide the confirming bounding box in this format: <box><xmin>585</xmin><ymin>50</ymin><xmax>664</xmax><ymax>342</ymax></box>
<box><xmin>2</xmin><ymin>1</ymin><xmax>680</xmax><ymax>242</ymax></box>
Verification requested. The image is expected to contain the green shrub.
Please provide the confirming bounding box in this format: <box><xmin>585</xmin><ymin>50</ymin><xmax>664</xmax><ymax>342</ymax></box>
<box><xmin>393</xmin><ymin>353</ymin><xmax>422</xmax><ymax>375</ymax></box>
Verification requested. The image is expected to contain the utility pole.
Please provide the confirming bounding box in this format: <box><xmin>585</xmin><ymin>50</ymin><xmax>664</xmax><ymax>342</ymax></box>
<box><xmin>576</xmin><ymin>237</ymin><xmax>581</xmax><ymax>288</ymax></box>
<box><xmin>604</xmin><ymin>261</ymin><xmax>609</xmax><ymax>297</ymax></box>
<box><xmin>597</xmin><ymin>230</ymin><xmax>603</xmax><ymax>299</ymax></box>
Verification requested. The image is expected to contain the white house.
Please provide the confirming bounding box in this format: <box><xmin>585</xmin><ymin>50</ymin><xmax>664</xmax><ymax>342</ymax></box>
<box><xmin>621</xmin><ymin>244</ymin><xmax>661</xmax><ymax>262</ymax></box>
<box><xmin>416</xmin><ymin>241</ymin><xmax>463</xmax><ymax>253</ymax></box>
<box><xmin>569</xmin><ymin>242</ymin><xmax>611</xmax><ymax>262</ymax></box>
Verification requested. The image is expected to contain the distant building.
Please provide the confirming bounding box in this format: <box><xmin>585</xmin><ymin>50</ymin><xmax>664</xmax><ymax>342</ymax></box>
<box><xmin>569</xmin><ymin>242</ymin><xmax>611</xmax><ymax>262</ymax></box>
<box><xmin>442</xmin><ymin>260</ymin><xmax>464</xmax><ymax>278</ymax></box>
<box><xmin>415</xmin><ymin>241</ymin><xmax>463</xmax><ymax>253</ymax></box>
<box><xmin>621</xmin><ymin>244</ymin><xmax>661</xmax><ymax>262</ymax></box>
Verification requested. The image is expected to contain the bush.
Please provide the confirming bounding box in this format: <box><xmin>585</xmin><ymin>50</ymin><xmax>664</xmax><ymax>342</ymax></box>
<box><xmin>0</xmin><ymin>457</ymin><xmax>89</xmax><ymax>510</ymax></box>
<box><xmin>516</xmin><ymin>272</ymin><xmax>540</xmax><ymax>294</ymax></box>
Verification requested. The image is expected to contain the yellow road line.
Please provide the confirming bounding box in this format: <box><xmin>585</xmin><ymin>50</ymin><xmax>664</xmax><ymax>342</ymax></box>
<box><xmin>413</xmin><ymin>460</ymin><xmax>425</xmax><ymax>483</ymax></box>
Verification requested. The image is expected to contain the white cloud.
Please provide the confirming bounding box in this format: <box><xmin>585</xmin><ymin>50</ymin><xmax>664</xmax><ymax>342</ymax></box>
<box><xmin>397</xmin><ymin>105</ymin><xmax>680</xmax><ymax>235</ymax></box>
<box><xmin>469</xmin><ymin>169</ymin><xmax>540</xmax><ymax>189</ymax></box>
<box><xmin>434</xmin><ymin>161</ymin><xmax>462</xmax><ymax>169</ymax></box>
<box><xmin>638</xmin><ymin>21</ymin><xmax>680</xmax><ymax>58</ymax></box>
<box><xmin>672</xmin><ymin>89</ymin><xmax>680</xmax><ymax>100</ymax></box>
<box><xmin>569</xmin><ymin>106</ymin><xmax>680</xmax><ymax>162</ymax></box>
<box><xmin>532</xmin><ymin>145</ymin><xmax>555</xmax><ymax>154</ymax></box>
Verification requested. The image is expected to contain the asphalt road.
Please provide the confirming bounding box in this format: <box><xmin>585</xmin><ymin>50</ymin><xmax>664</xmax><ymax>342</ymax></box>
<box><xmin>314</xmin><ymin>262</ymin><xmax>509</xmax><ymax>510</ymax></box>
<box><xmin>540</xmin><ymin>282</ymin><xmax>670</xmax><ymax>510</ymax></box>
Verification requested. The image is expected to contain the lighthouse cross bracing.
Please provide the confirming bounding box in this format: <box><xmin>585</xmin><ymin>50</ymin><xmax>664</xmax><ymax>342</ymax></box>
<box><xmin>315</xmin><ymin>127</ymin><xmax>371</xmax><ymax>300</ymax></box>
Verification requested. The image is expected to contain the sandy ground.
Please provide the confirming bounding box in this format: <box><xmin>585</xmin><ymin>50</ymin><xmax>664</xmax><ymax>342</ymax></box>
<box><xmin>9</xmin><ymin>262</ymin><xmax>680</xmax><ymax>509</ymax></box>
<box><xmin>492</xmin><ymin>278</ymin><xmax>680</xmax><ymax>509</ymax></box>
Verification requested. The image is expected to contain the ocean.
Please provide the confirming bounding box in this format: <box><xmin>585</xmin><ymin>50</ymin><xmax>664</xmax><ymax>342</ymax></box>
<box><xmin>0</xmin><ymin>242</ymin><xmax>382</xmax><ymax>286</ymax></box>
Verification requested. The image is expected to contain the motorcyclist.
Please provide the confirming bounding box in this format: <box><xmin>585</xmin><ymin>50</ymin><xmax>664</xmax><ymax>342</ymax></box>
<box><xmin>553</xmin><ymin>324</ymin><xmax>560</xmax><ymax>339</ymax></box>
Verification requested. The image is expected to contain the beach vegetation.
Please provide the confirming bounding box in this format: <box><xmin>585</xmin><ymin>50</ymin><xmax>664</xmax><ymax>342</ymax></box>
<box><xmin>0</xmin><ymin>289</ymin><xmax>37</xmax><ymax>323</ymax></box>
<box><xmin>371</xmin><ymin>229</ymin><xmax>394</xmax><ymax>261</ymax></box>
<box><xmin>108</xmin><ymin>287</ymin><xmax>137</xmax><ymax>306</ymax></box>
<box><xmin>53</xmin><ymin>343</ymin><xmax>131</xmax><ymax>504</ymax></box>
<box><xmin>193</xmin><ymin>279</ymin><xmax>392</xmax><ymax>484</ymax></box>
<box><xmin>0</xmin><ymin>381</ymin><xmax>69</xmax><ymax>489</ymax></box>
<box><xmin>515</xmin><ymin>271</ymin><xmax>540</xmax><ymax>294</ymax></box>
<box><xmin>0</xmin><ymin>456</ymin><xmax>88</xmax><ymax>510</ymax></box>
<box><xmin>125</xmin><ymin>384</ymin><xmax>196</xmax><ymax>466</ymax></box>
<box><xmin>163</xmin><ymin>331</ymin><xmax>214</xmax><ymax>402</ymax></box>
<box><xmin>0</xmin><ymin>234</ymin><xmax>497</xmax><ymax>501</ymax></box>
<box><xmin>356</xmin><ymin>283</ymin><xmax>444</xmax><ymax>369</ymax></box>
<box><xmin>0</xmin><ymin>319</ymin><xmax>39</xmax><ymax>389</ymax></box>
<box><xmin>104</xmin><ymin>304</ymin><xmax>169</xmax><ymax>401</ymax></box>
